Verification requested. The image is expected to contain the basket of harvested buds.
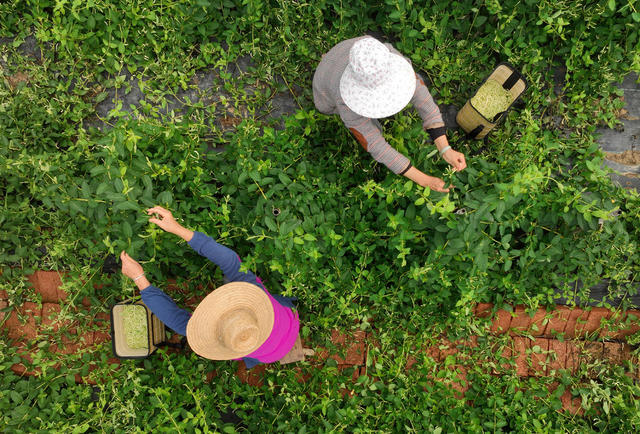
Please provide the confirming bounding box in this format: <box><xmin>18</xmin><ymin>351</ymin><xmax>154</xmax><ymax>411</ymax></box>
<box><xmin>456</xmin><ymin>62</ymin><xmax>527</xmax><ymax>139</ymax></box>
<box><xmin>110</xmin><ymin>301</ymin><xmax>172</xmax><ymax>359</ymax></box>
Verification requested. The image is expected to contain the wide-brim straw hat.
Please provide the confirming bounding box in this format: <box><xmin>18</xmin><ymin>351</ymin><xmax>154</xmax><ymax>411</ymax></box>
<box><xmin>186</xmin><ymin>282</ymin><xmax>274</xmax><ymax>360</ymax></box>
<box><xmin>340</xmin><ymin>37</ymin><xmax>416</xmax><ymax>119</ymax></box>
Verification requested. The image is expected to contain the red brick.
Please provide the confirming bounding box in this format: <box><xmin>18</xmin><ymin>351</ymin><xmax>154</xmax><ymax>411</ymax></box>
<box><xmin>28</xmin><ymin>271</ymin><xmax>67</xmax><ymax>302</ymax></box>
<box><xmin>93</xmin><ymin>312</ymin><xmax>110</xmax><ymax>322</ymax></box>
<box><xmin>560</xmin><ymin>388</ymin><xmax>583</xmax><ymax>415</ymax></box>
<box><xmin>529</xmin><ymin>338</ymin><xmax>550</xmax><ymax>376</ymax></box>
<box><xmin>41</xmin><ymin>303</ymin><xmax>64</xmax><ymax>331</ymax></box>
<box><xmin>93</xmin><ymin>330</ymin><xmax>111</xmax><ymax>345</ymax></box>
<box><xmin>11</xmin><ymin>363</ymin><xmax>30</xmax><ymax>376</ymax></box>
<box><xmin>74</xmin><ymin>374</ymin><xmax>97</xmax><ymax>385</ymax></box>
<box><xmin>509</xmin><ymin>305</ymin><xmax>532</xmax><ymax>335</ymax></box>
<box><xmin>205</xmin><ymin>371</ymin><xmax>217</xmax><ymax>383</ymax></box>
<box><xmin>52</xmin><ymin>334</ymin><xmax>83</xmax><ymax>355</ymax></box>
<box><xmin>580</xmin><ymin>342</ymin><xmax>604</xmax><ymax>366</ymax></box>
<box><xmin>446</xmin><ymin>365</ymin><xmax>469</xmax><ymax>398</ymax></box>
<box><xmin>184</xmin><ymin>296</ymin><xmax>202</xmax><ymax>310</ymax></box>
<box><xmin>631</xmin><ymin>355</ymin><xmax>640</xmax><ymax>380</ymax></box>
<box><xmin>10</xmin><ymin>343</ymin><xmax>40</xmax><ymax>377</ymax></box>
<box><xmin>608</xmin><ymin>311</ymin><xmax>640</xmax><ymax>340</ymax></box>
<box><xmin>0</xmin><ymin>289</ymin><xmax>8</xmax><ymax>299</ymax></box>
<box><xmin>496</xmin><ymin>342</ymin><xmax>513</xmax><ymax>373</ymax></box>
<box><xmin>490</xmin><ymin>309</ymin><xmax>512</xmax><ymax>334</ymax></box>
<box><xmin>563</xmin><ymin>308</ymin><xmax>588</xmax><ymax>339</ymax></box>
<box><xmin>4</xmin><ymin>309</ymin><xmax>20</xmax><ymax>333</ymax></box>
<box><xmin>529</xmin><ymin>308</ymin><xmax>548</xmax><ymax>336</ymax></box>
<box><xmin>424</xmin><ymin>345</ymin><xmax>442</xmax><ymax>362</ymax></box>
<box><xmin>580</xmin><ymin>307</ymin><xmax>611</xmax><ymax>337</ymax></box>
<box><xmin>513</xmin><ymin>337</ymin><xmax>530</xmax><ymax>377</ymax></box>
<box><xmin>543</xmin><ymin>306</ymin><xmax>571</xmax><ymax>337</ymax></box>
<box><xmin>603</xmin><ymin>342</ymin><xmax>624</xmax><ymax>365</ymax></box>
<box><xmin>81</xmin><ymin>331</ymin><xmax>95</xmax><ymax>347</ymax></box>
<box><xmin>620</xmin><ymin>342</ymin><xmax>632</xmax><ymax>362</ymax></box>
<box><xmin>81</xmin><ymin>297</ymin><xmax>92</xmax><ymax>307</ymax></box>
<box><xmin>0</xmin><ymin>300</ymin><xmax>7</xmax><ymax>322</ymax></box>
<box><xmin>474</xmin><ymin>303</ymin><xmax>493</xmax><ymax>318</ymax></box>
<box><xmin>6</xmin><ymin>302</ymin><xmax>41</xmax><ymax>340</ymax></box>
<box><xmin>546</xmin><ymin>381</ymin><xmax>560</xmax><ymax>395</ymax></box>
<box><xmin>26</xmin><ymin>273</ymin><xmax>40</xmax><ymax>292</ymax></box>
<box><xmin>22</xmin><ymin>301</ymin><xmax>40</xmax><ymax>315</ymax></box>
<box><xmin>337</xmin><ymin>364</ymin><xmax>362</xmax><ymax>383</ymax></box>
<box><xmin>340</xmin><ymin>388</ymin><xmax>355</xmax><ymax>398</ymax></box>
<box><xmin>600</xmin><ymin>311</ymin><xmax>624</xmax><ymax>339</ymax></box>
<box><xmin>458</xmin><ymin>335</ymin><xmax>478</xmax><ymax>348</ymax></box>
<box><xmin>450</xmin><ymin>336</ymin><xmax>477</xmax><ymax>363</ymax></box>
<box><xmin>565</xmin><ymin>341</ymin><xmax>580</xmax><ymax>374</ymax></box>
<box><xmin>405</xmin><ymin>355</ymin><xmax>418</xmax><ymax>372</ymax></box>
<box><xmin>329</xmin><ymin>330</ymin><xmax>366</xmax><ymax>365</ymax></box>
<box><xmin>548</xmin><ymin>340</ymin><xmax>567</xmax><ymax>374</ymax></box>
<box><xmin>235</xmin><ymin>362</ymin><xmax>265</xmax><ymax>387</ymax></box>
<box><xmin>438</xmin><ymin>338</ymin><xmax>457</xmax><ymax>361</ymax></box>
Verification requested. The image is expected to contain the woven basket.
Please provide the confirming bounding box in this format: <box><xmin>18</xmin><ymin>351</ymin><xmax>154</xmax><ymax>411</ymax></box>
<box><xmin>111</xmin><ymin>301</ymin><xmax>166</xmax><ymax>359</ymax></box>
<box><xmin>456</xmin><ymin>62</ymin><xmax>527</xmax><ymax>139</ymax></box>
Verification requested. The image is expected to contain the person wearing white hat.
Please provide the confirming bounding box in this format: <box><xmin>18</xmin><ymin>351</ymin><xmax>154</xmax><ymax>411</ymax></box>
<box><xmin>119</xmin><ymin>206</ymin><xmax>301</xmax><ymax>368</ymax></box>
<box><xmin>313</xmin><ymin>36</ymin><xmax>466</xmax><ymax>192</ymax></box>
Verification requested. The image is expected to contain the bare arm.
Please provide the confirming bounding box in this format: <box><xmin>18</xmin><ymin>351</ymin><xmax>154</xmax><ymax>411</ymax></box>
<box><xmin>403</xmin><ymin>166</ymin><xmax>450</xmax><ymax>193</ymax></box>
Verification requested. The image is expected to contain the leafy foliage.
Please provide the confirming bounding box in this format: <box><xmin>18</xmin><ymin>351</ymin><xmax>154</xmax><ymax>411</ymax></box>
<box><xmin>1</xmin><ymin>0</ymin><xmax>640</xmax><ymax>431</ymax></box>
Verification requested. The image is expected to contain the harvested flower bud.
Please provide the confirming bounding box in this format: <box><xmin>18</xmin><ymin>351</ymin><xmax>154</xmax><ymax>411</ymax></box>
<box><xmin>123</xmin><ymin>305</ymin><xmax>149</xmax><ymax>349</ymax></box>
<box><xmin>471</xmin><ymin>79</ymin><xmax>513</xmax><ymax>120</ymax></box>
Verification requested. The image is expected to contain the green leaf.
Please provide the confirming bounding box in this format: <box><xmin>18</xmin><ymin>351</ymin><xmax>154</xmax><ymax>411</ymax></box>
<box><xmin>265</xmin><ymin>216</ymin><xmax>277</xmax><ymax>232</ymax></box>
<box><xmin>608</xmin><ymin>0</ymin><xmax>615</xmax><ymax>11</ymax></box>
<box><xmin>122</xmin><ymin>221</ymin><xmax>132</xmax><ymax>238</ymax></box>
<box><xmin>142</xmin><ymin>175</ymin><xmax>152</xmax><ymax>190</ymax></box>
<box><xmin>69</xmin><ymin>201</ymin><xmax>84</xmax><ymax>214</ymax></box>
<box><xmin>389</xmin><ymin>10</ymin><xmax>402</xmax><ymax>21</ymax></box>
<box><xmin>10</xmin><ymin>391</ymin><xmax>21</xmax><ymax>403</ymax></box>
<box><xmin>114</xmin><ymin>201</ymin><xmax>140</xmax><ymax>212</ymax></box>
<box><xmin>157</xmin><ymin>191</ymin><xmax>173</xmax><ymax>206</ymax></box>
<box><xmin>96</xmin><ymin>183</ymin><xmax>109</xmax><ymax>196</ymax></box>
<box><xmin>495</xmin><ymin>201</ymin><xmax>506</xmax><ymax>220</ymax></box>
<box><xmin>474</xmin><ymin>15</ymin><xmax>487</xmax><ymax>27</ymax></box>
<box><xmin>90</xmin><ymin>166</ymin><xmax>107</xmax><ymax>176</ymax></box>
<box><xmin>278</xmin><ymin>173</ymin><xmax>292</xmax><ymax>185</ymax></box>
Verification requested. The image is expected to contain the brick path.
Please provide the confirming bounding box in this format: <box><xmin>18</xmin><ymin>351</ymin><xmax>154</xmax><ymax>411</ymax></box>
<box><xmin>1</xmin><ymin>271</ymin><xmax>639</xmax><ymax>415</ymax></box>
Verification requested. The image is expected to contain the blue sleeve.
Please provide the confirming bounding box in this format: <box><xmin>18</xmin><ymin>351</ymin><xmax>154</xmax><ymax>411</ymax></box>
<box><xmin>140</xmin><ymin>285</ymin><xmax>191</xmax><ymax>336</ymax></box>
<box><xmin>188</xmin><ymin>231</ymin><xmax>260</xmax><ymax>285</ymax></box>
<box><xmin>243</xmin><ymin>357</ymin><xmax>262</xmax><ymax>369</ymax></box>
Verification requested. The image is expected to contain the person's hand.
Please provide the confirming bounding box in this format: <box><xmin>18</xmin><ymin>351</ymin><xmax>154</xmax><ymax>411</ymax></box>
<box><xmin>420</xmin><ymin>175</ymin><xmax>451</xmax><ymax>193</ymax></box>
<box><xmin>442</xmin><ymin>148</ymin><xmax>467</xmax><ymax>171</ymax></box>
<box><xmin>403</xmin><ymin>166</ymin><xmax>452</xmax><ymax>193</ymax></box>
<box><xmin>147</xmin><ymin>206</ymin><xmax>181</xmax><ymax>233</ymax></box>
<box><xmin>147</xmin><ymin>206</ymin><xmax>195</xmax><ymax>242</ymax></box>
<box><xmin>120</xmin><ymin>251</ymin><xmax>144</xmax><ymax>280</ymax></box>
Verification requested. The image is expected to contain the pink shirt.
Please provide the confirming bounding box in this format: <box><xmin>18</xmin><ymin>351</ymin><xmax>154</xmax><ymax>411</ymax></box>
<box><xmin>236</xmin><ymin>277</ymin><xmax>300</xmax><ymax>363</ymax></box>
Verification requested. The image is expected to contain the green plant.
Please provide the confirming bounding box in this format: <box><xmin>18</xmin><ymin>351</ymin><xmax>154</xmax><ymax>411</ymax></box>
<box><xmin>1</xmin><ymin>0</ymin><xmax>640</xmax><ymax>431</ymax></box>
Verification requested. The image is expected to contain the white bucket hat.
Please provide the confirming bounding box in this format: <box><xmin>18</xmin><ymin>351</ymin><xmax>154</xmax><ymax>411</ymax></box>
<box><xmin>340</xmin><ymin>37</ymin><xmax>416</xmax><ymax>119</ymax></box>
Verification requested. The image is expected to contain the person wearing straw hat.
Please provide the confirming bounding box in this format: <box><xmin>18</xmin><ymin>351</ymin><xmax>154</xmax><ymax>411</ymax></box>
<box><xmin>119</xmin><ymin>206</ymin><xmax>302</xmax><ymax>368</ymax></box>
<box><xmin>313</xmin><ymin>36</ymin><xmax>466</xmax><ymax>192</ymax></box>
